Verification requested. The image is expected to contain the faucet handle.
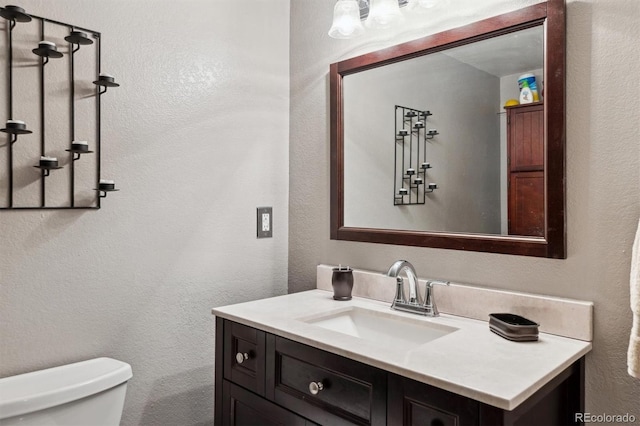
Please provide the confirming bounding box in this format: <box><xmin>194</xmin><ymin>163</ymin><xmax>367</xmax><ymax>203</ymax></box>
<box><xmin>423</xmin><ymin>280</ymin><xmax>450</xmax><ymax>317</ymax></box>
<box><xmin>426</xmin><ymin>280</ymin><xmax>449</xmax><ymax>289</ymax></box>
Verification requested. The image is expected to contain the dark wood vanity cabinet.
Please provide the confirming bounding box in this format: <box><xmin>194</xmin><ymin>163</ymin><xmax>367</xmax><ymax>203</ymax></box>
<box><xmin>215</xmin><ymin>318</ymin><xmax>584</xmax><ymax>426</ymax></box>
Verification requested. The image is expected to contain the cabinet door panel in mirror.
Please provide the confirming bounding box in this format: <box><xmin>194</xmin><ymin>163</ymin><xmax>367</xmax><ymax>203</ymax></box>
<box><xmin>343</xmin><ymin>26</ymin><xmax>544</xmax><ymax>236</ymax></box>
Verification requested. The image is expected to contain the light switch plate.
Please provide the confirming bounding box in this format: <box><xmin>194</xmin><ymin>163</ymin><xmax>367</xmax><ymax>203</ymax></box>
<box><xmin>257</xmin><ymin>207</ymin><xmax>272</xmax><ymax>238</ymax></box>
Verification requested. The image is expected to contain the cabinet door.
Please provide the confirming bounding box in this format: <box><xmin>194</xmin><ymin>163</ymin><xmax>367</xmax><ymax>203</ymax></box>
<box><xmin>388</xmin><ymin>374</ymin><xmax>479</xmax><ymax>426</ymax></box>
<box><xmin>507</xmin><ymin>103</ymin><xmax>544</xmax><ymax>170</ymax></box>
<box><xmin>222</xmin><ymin>380</ymin><xmax>316</xmax><ymax>426</ymax></box>
<box><xmin>508</xmin><ymin>170</ymin><xmax>544</xmax><ymax>236</ymax></box>
<box><xmin>223</xmin><ymin>319</ymin><xmax>267</xmax><ymax>395</ymax></box>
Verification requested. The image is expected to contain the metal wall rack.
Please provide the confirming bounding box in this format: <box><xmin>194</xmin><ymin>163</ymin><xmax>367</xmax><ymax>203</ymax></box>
<box><xmin>393</xmin><ymin>105</ymin><xmax>439</xmax><ymax>205</ymax></box>
<box><xmin>0</xmin><ymin>5</ymin><xmax>119</xmax><ymax>210</ymax></box>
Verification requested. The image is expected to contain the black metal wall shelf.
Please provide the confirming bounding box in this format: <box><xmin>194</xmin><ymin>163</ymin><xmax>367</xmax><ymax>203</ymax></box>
<box><xmin>0</xmin><ymin>4</ymin><xmax>119</xmax><ymax>210</ymax></box>
<box><xmin>393</xmin><ymin>105</ymin><xmax>439</xmax><ymax>206</ymax></box>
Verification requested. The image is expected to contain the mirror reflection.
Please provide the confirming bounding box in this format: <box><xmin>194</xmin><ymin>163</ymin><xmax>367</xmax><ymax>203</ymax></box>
<box><xmin>343</xmin><ymin>26</ymin><xmax>544</xmax><ymax>236</ymax></box>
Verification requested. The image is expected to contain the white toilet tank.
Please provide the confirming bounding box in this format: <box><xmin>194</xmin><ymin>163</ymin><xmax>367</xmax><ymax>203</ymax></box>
<box><xmin>0</xmin><ymin>357</ymin><xmax>132</xmax><ymax>426</ymax></box>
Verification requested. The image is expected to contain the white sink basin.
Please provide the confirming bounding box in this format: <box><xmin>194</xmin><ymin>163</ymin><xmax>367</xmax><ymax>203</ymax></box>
<box><xmin>303</xmin><ymin>307</ymin><xmax>457</xmax><ymax>349</ymax></box>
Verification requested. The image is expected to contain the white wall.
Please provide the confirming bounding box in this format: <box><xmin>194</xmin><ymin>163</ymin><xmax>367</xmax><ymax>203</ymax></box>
<box><xmin>344</xmin><ymin>53</ymin><xmax>501</xmax><ymax>233</ymax></box>
<box><xmin>0</xmin><ymin>1</ymin><xmax>290</xmax><ymax>425</ymax></box>
<box><xmin>290</xmin><ymin>0</ymin><xmax>640</xmax><ymax>417</ymax></box>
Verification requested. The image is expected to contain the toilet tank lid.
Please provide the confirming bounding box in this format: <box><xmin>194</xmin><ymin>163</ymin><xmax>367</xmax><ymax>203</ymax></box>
<box><xmin>0</xmin><ymin>357</ymin><xmax>132</xmax><ymax>419</ymax></box>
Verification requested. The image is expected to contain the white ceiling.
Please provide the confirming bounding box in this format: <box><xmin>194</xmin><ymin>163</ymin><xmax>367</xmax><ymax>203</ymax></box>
<box><xmin>443</xmin><ymin>26</ymin><xmax>544</xmax><ymax>77</ymax></box>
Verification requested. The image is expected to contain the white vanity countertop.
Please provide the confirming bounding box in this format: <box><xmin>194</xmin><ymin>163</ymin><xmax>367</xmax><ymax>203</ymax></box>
<box><xmin>212</xmin><ymin>289</ymin><xmax>592</xmax><ymax>411</ymax></box>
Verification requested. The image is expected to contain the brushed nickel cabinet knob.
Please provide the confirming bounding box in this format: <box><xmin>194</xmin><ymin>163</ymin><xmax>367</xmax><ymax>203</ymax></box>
<box><xmin>308</xmin><ymin>381</ymin><xmax>324</xmax><ymax>395</ymax></box>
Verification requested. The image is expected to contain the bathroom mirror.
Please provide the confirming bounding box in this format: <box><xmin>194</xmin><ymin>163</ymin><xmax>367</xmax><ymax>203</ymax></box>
<box><xmin>330</xmin><ymin>0</ymin><xmax>566</xmax><ymax>258</ymax></box>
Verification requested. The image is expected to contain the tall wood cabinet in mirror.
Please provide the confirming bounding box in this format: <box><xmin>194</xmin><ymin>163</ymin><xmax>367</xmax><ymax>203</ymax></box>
<box><xmin>507</xmin><ymin>102</ymin><xmax>545</xmax><ymax>237</ymax></box>
<box><xmin>330</xmin><ymin>0</ymin><xmax>566</xmax><ymax>258</ymax></box>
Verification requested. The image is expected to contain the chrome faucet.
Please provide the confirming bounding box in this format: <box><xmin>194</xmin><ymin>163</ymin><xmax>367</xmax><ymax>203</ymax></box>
<box><xmin>386</xmin><ymin>260</ymin><xmax>449</xmax><ymax>317</ymax></box>
<box><xmin>387</xmin><ymin>260</ymin><xmax>420</xmax><ymax>305</ymax></box>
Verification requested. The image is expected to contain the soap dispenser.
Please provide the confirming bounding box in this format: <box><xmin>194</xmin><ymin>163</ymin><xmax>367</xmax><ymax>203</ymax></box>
<box><xmin>331</xmin><ymin>265</ymin><xmax>354</xmax><ymax>300</ymax></box>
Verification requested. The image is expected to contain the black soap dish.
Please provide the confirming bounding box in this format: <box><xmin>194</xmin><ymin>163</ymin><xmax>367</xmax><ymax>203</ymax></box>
<box><xmin>489</xmin><ymin>313</ymin><xmax>539</xmax><ymax>342</ymax></box>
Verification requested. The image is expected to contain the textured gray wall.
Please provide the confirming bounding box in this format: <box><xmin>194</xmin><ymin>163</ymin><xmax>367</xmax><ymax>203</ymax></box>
<box><xmin>0</xmin><ymin>1</ymin><xmax>290</xmax><ymax>425</ymax></box>
<box><xmin>290</xmin><ymin>0</ymin><xmax>640</xmax><ymax>416</ymax></box>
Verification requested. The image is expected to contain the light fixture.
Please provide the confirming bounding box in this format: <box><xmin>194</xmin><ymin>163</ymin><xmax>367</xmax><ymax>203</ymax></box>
<box><xmin>328</xmin><ymin>0</ymin><xmax>364</xmax><ymax>39</ymax></box>
<box><xmin>366</xmin><ymin>0</ymin><xmax>403</xmax><ymax>29</ymax></box>
<box><xmin>415</xmin><ymin>0</ymin><xmax>439</xmax><ymax>9</ymax></box>
<box><xmin>328</xmin><ymin>0</ymin><xmax>412</xmax><ymax>39</ymax></box>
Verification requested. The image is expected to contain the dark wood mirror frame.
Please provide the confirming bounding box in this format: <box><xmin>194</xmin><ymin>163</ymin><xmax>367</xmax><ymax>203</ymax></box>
<box><xmin>330</xmin><ymin>0</ymin><xmax>565</xmax><ymax>258</ymax></box>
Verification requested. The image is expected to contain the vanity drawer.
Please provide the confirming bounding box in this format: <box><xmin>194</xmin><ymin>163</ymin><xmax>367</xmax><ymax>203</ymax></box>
<box><xmin>267</xmin><ymin>336</ymin><xmax>386</xmax><ymax>426</ymax></box>
<box><xmin>223</xmin><ymin>320</ymin><xmax>266</xmax><ymax>396</ymax></box>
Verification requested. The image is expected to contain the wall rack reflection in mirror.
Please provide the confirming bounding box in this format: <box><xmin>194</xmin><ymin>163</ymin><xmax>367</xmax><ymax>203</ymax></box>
<box><xmin>0</xmin><ymin>4</ymin><xmax>120</xmax><ymax>210</ymax></box>
<box><xmin>394</xmin><ymin>105</ymin><xmax>438</xmax><ymax>205</ymax></box>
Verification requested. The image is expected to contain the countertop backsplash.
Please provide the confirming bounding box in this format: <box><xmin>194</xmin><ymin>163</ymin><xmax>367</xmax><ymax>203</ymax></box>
<box><xmin>316</xmin><ymin>264</ymin><xmax>593</xmax><ymax>341</ymax></box>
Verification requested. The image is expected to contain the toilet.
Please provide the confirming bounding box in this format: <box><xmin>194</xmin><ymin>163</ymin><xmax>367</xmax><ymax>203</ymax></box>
<box><xmin>0</xmin><ymin>357</ymin><xmax>132</xmax><ymax>426</ymax></box>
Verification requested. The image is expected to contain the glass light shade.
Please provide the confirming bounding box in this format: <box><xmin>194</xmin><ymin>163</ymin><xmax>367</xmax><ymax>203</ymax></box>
<box><xmin>417</xmin><ymin>0</ymin><xmax>438</xmax><ymax>8</ymax></box>
<box><xmin>407</xmin><ymin>0</ymin><xmax>439</xmax><ymax>11</ymax></box>
<box><xmin>366</xmin><ymin>0</ymin><xmax>404</xmax><ymax>29</ymax></box>
<box><xmin>328</xmin><ymin>0</ymin><xmax>365</xmax><ymax>39</ymax></box>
